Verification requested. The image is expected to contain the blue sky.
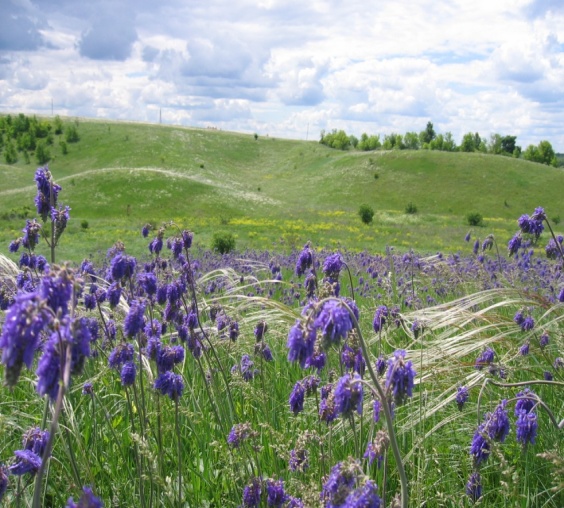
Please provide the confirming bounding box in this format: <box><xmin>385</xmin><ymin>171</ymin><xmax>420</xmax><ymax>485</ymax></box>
<box><xmin>1</xmin><ymin>0</ymin><xmax>563</xmax><ymax>151</ymax></box>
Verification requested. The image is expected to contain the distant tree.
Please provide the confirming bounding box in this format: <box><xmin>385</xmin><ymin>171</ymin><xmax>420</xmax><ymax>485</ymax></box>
<box><xmin>358</xmin><ymin>204</ymin><xmax>374</xmax><ymax>225</ymax></box>
<box><xmin>349</xmin><ymin>134</ymin><xmax>359</xmax><ymax>148</ymax></box>
<box><xmin>460</xmin><ymin>132</ymin><xmax>476</xmax><ymax>152</ymax></box>
<box><xmin>65</xmin><ymin>125</ymin><xmax>80</xmax><ymax>143</ymax></box>
<box><xmin>60</xmin><ymin>140</ymin><xmax>68</xmax><ymax>155</ymax></box>
<box><xmin>501</xmin><ymin>135</ymin><xmax>517</xmax><ymax>155</ymax></box>
<box><xmin>523</xmin><ymin>140</ymin><xmax>557</xmax><ymax>166</ymax></box>
<box><xmin>54</xmin><ymin>115</ymin><xmax>64</xmax><ymax>135</ymax></box>
<box><xmin>403</xmin><ymin>131</ymin><xmax>420</xmax><ymax>150</ymax></box>
<box><xmin>320</xmin><ymin>129</ymin><xmax>351</xmax><ymax>150</ymax></box>
<box><xmin>442</xmin><ymin>132</ymin><xmax>457</xmax><ymax>151</ymax></box>
<box><xmin>4</xmin><ymin>140</ymin><xmax>17</xmax><ymax>164</ymax></box>
<box><xmin>35</xmin><ymin>140</ymin><xmax>50</xmax><ymax>165</ymax></box>
<box><xmin>429</xmin><ymin>134</ymin><xmax>444</xmax><ymax>151</ymax></box>
<box><xmin>254</xmin><ymin>133</ymin><xmax>258</xmax><ymax>140</ymax></box>
<box><xmin>358</xmin><ymin>133</ymin><xmax>381</xmax><ymax>151</ymax></box>
<box><xmin>474</xmin><ymin>132</ymin><xmax>482</xmax><ymax>149</ymax></box>
<box><xmin>383</xmin><ymin>133</ymin><xmax>403</xmax><ymax>150</ymax></box>
<box><xmin>488</xmin><ymin>134</ymin><xmax>503</xmax><ymax>155</ymax></box>
<box><xmin>420</xmin><ymin>121</ymin><xmax>436</xmax><ymax>144</ymax></box>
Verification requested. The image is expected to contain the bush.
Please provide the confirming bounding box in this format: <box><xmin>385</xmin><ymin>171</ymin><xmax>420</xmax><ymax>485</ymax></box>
<box><xmin>358</xmin><ymin>204</ymin><xmax>375</xmax><ymax>225</ymax></box>
<box><xmin>211</xmin><ymin>232</ymin><xmax>236</xmax><ymax>254</ymax></box>
<box><xmin>405</xmin><ymin>202</ymin><xmax>418</xmax><ymax>214</ymax></box>
<box><xmin>81</xmin><ymin>220</ymin><xmax>89</xmax><ymax>229</ymax></box>
<box><xmin>65</xmin><ymin>125</ymin><xmax>80</xmax><ymax>143</ymax></box>
<box><xmin>467</xmin><ymin>212</ymin><xmax>484</xmax><ymax>227</ymax></box>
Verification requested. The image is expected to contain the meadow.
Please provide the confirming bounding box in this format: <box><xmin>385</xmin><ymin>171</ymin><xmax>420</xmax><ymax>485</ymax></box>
<box><xmin>0</xmin><ymin>119</ymin><xmax>563</xmax><ymax>507</ymax></box>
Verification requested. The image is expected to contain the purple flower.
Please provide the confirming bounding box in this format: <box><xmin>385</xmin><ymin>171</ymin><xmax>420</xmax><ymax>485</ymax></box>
<box><xmin>106</xmin><ymin>282</ymin><xmax>122</xmax><ymax>308</ymax></box>
<box><xmin>539</xmin><ymin>332</ymin><xmax>549</xmax><ymax>349</ymax></box>
<box><xmin>385</xmin><ymin>349</ymin><xmax>416</xmax><ymax>405</ymax></box>
<box><xmin>227</xmin><ymin>423</ymin><xmax>255</xmax><ymax>448</ymax></box>
<box><xmin>470</xmin><ymin>424</ymin><xmax>490</xmax><ymax>466</ymax></box>
<box><xmin>314</xmin><ymin>299</ymin><xmax>354</xmax><ymax>346</ymax></box>
<box><xmin>287</xmin><ymin>321</ymin><xmax>315</xmax><ymax>368</ymax></box>
<box><xmin>124</xmin><ymin>300</ymin><xmax>146</xmax><ymax>337</ymax></box>
<box><xmin>266</xmin><ymin>479</ymin><xmax>288</xmax><ymax>507</ymax></box>
<box><xmin>181</xmin><ymin>230</ymin><xmax>193</xmax><ymax>249</ymax></box>
<box><xmin>0</xmin><ymin>465</ymin><xmax>8</xmax><ymax>502</ymax></box>
<box><xmin>375</xmin><ymin>355</ymin><xmax>387</xmax><ymax>376</ymax></box>
<box><xmin>372</xmin><ymin>305</ymin><xmax>388</xmax><ymax>333</ymax></box>
<box><xmin>519</xmin><ymin>342</ymin><xmax>530</xmax><ymax>356</ymax></box>
<box><xmin>322</xmin><ymin>253</ymin><xmax>343</xmax><ymax>278</ymax></box>
<box><xmin>108</xmin><ymin>343</ymin><xmax>135</xmax><ymax>370</ymax></box>
<box><xmin>120</xmin><ymin>362</ymin><xmax>136</xmax><ymax>386</ymax></box>
<box><xmin>465</xmin><ymin>231</ymin><xmax>471</xmax><ymax>242</ymax></box>
<box><xmin>289</xmin><ymin>381</ymin><xmax>305</xmax><ymax>414</ymax></box>
<box><xmin>486</xmin><ymin>400</ymin><xmax>510</xmax><ymax>443</ymax></box>
<box><xmin>82</xmin><ymin>382</ymin><xmax>94</xmax><ymax>395</ymax></box>
<box><xmin>334</xmin><ymin>372</ymin><xmax>363</xmax><ymax>417</ymax></box>
<box><xmin>156</xmin><ymin>345</ymin><xmax>185</xmax><ymax>374</ymax></box>
<box><xmin>66</xmin><ymin>486</ymin><xmax>104</xmax><ymax>508</ymax></box>
<box><xmin>456</xmin><ymin>386</ymin><xmax>469</xmax><ymax>410</ymax></box>
<box><xmin>137</xmin><ymin>272</ymin><xmax>157</xmax><ymax>296</ymax></box>
<box><xmin>51</xmin><ymin>205</ymin><xmax>71</xmax><ymax>241</ymax></box>
<box><xmin>110</xmin><ymin>254</ymin><xmax>137</xmax><ymax>281</ymax></box>
<box><xmin>141</xmin><ymin>224</ymin><xmax>151</xmax><ymax>238</ymax></box>
<box><xmin>364</xmin><ymin>430</ymin><xmax>389</xmax><ymax>468</ymax></box>
<box><xmin>154</xmin><ymin>371</ymin><xmax>184</xmax><ymax>400</ymax></box>
<box><xmin>36</xmin><ymin>334</ymin><xmax>62</xmax><ymax>400</ymax></box>
<box><xmin>0</xmin><ymin>292</ymin><xmax>49</xmax><ymax>387</ymax></box>
<box><xmin>22</xmin><ymin>219</ymin><xmax>42</xmax><ymax>250</ymax></box>
<box><xmin>320</xmin><ymin>459</ymin><xmax>359</xmax><ymax>507</ymax></box>
<box><xmin>254</xmin><ymin>320</ymin><xmax>268</xmax><ymax>340</ymax></box>
<box><xmin>554</xmin><ymin>357</ymin><xmax>564</xmax><ymax>370</ymax></box>
<box><xmin>289</xmin><ymin>448</ymin><xmax>309</xmax><ymax>472</ymax></box>
<box><xmin>242</xmin><ymin>477</ymin><xmax>262</xmax><ymax>507</ymax></box>
<box><xmin>344</xmin><ymin>479</ymin><xmax>381</xmax><ymax>507</ymax></box>
<box><xmin>508</xmin><ymin>232</ymin><xmax>522</xmax><ymax>256</ymax></box>
<box><xmin>474</xmin><ymin>347</ymin><xmax>494</xmax><ymax>370</ymax></box>
<box><xmin>295</xmin><ymin>243</ymin><xmax>313</xmax><ymax>276</ymax></box>
<box><xmin>543</xmin><ymin>370</ymin><xmax>553</xmax><ymax>381</ymax></box>
<box><xmin>516</xmin><ymin>410</ymin><xmax>538</xmax><ymax>445</ymax></box>
<box><xmin>520</xmin><ymin>316</ymin><xmax>535</xmax><ymax>331</ymax></box>
<box><xmin>372</xmin><ymin>399</ymin><xmax>381</xmax><ymax>423</ymax></box>
<box><xmin>466</xmin><ymin>472</ymin><xmax>482</xmax><ymax>503</ymax></box>
<box><xmin>10</xmin><ymin>449</ymin><xmax>42</xmax><ymax>476</ymax></box>
<box><xmin>22</xmin><ymin>427</ymin><xmax>50</xmax><ymax>457</ymax></box>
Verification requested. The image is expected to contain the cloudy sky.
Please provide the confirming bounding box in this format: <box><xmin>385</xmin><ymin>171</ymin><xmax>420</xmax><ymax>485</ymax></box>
<box><xmin>1</xmin><ymin>0</ymin><xmax>563</xmax><ymax>151</ymax></box>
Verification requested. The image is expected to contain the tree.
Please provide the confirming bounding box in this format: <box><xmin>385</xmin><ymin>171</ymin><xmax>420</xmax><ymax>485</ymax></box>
<box><xmin>349</xmin><ymin>134</ymin><xmax>359</xmax><ymax>148</ymax></box>
<box><xmin>403</xmin><ymin>131</ymin><xmax>420</xmax><ymax>150</ymax></box>
<box><xmin>358</xmin><ymin>204</ymin><xmax>374</xmax><ymax>224</ymax></box>
<box><xmin>35</xmin><ymin>140</ymin><xmax>50</xmax><ymax>165</ymax></box>
<box><xmin>429</xmin><ymin>134</ymin><xmax>444</xmax><ymax>151</ymax></box>
<box><xmin>460</xmin><ymin>132</ymin><xmax>476</xmax><ymax>152</ymax></box>
<box><xmin>65</xmin><ymin>125</ymin><xmax>80</xmax><ymax>143</ymax></box>
<box><xmin>4</xmin><ymin>140</ymin><xmax>17</xmax><ymax>164</ymax></box>
<box><xmin>501</xmin><ymin>135</ymin><xmax>517</xmax><ymax>155</ymax></box>
<box><xmin>488</xmin><ymin>134</ymin><xmax>503</xmax><ymax>155</ymax></box>
<box><xmin>442</xmin><ymin>132</ymin><xmax>457</xmax><ymax>152</ymax></box>
<box><xmin>358</xmin><ymin>133</ymin><xmax>381</xmax><ymax>151</ymax></box>
<box><xmin>523</xmin><ymin>140</ymin><xmax>557</xmax><ymax>166</ymax></box>
<box><xmin>420</xmin><ymin>121</ymin><xmax>436</xmax><ymax>144</ymax></box>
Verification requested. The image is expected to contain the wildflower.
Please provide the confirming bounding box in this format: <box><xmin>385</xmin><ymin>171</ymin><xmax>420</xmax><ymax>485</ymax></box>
<box><xmin>305</xmin><ymin>350</ymin><xmax>326</xmax><ymax>372</ymax></box>
<box><xmin>227</xmin><ymin>423</ymin><xmax>256</xmax><ymax>448</ymax></box>
<box><xmin>110</xmin><ymin>253</ymin><xmax>137</xmax><ymax>281</ymax></box>
<box><xmin>141</xmin><ymin>224</ymin><xmax>151</xmax><ymax>238</ymax></box>
<box><xmin>120</xmin><ymin>362</ymin><xmax>136</xmax><ymax>386</ymax></box>
<box><xmin>181</xmin><ymin>230</ymin><xmax>193</xmax><ymax>249</ymax></box>
<box><xmin>507</xmin><ymin>232</ymin><xmax>522</xmax><ymax>256</ymax></box>
<box><xmin>465</xmin><ymin>472</ymin><xmax>482</xmax><ymax>503</ymax></box>
<box><xmin>516</xmin><ymin>410</ymin><xmax>537</xmax><ymax>446</ymax></box>
<box><xmin>519</xmin><ymin>342</ymin><xmax>530</xmax><ymax>356</ymax></box>
<box><xmin>10</xmin><ymin>449</ymin><xmax>42</xmax><ymax>476</ymax></box>
<box><xmin>545</xmin><ymin>237</ymin><xmax>562</xmax><ymax>259</ymax></box>
<box><xmin>154</xmin><ymin>371</ymin><xmax>184</xmax><ymax>400</ymax></box>
<box><xmin>36</xmin><ymin>334</ymin><xmax>62</xmax><ymax>400</ymax></box>
<box><xmin>156</xmin><ymin>345</ymin><xmax>185</xmax><ymax>374</ymax></box>
<box><xmin>385</xmin><ymin>349</ymin><xmax>416</xmax><ymax>405</ymax></box>
<box><xmin>242</xmin><ymin>477</ymin><xmax>262</xmax><ymax>507</ymax></box>
<box><xmin>295</xmin><ymin>243</ymin><xmax>313</xmax><ymax>276</ymax></box>
<box><xmin>456</xmin><ymin>386</ymin><xmax>469</xmax><ymax>410</ymax></box>
<box><xmin>0</xmin><ymin>292</ymin><xmax>49</xmax><ymax>387</ymax></box>
<box><xmin>106</xmin><ymin>282</ymin><xmax>122</xmax><ymax>308</ymax></box>
<box><xmin>474</xmin><ymin>347</ymin><xmax>494</xmax><ymax>370</ymax></box>
<box><xmin>375</xmin><ymin>355</ymin><xmax>386</xmax><ymax>376</ymax></box>
<box><xmin>137</xmin><ymin>272</ymin><xmax>157</xmax><ymax>296</ymax></box>
<box><xmin>372</xmin><ymin>399</ymin><xmax>381</xmax><ymax>422</ymax></box>
<box><xmin>302</xmin><ymin>375</ymin><xmax>320</xmax><ymax>395</ymax></box>
<box><xmin>543</xmin><ymin>370</ymin><xmax>553</xmax><ymax>381</ymax></box>
<box><xmin>486</xmin><ymin>400</ymin><xmax>510</xmax><ymax>443</ymax></box>
<box><xmin>364</xmin><ymin>430</ymin><xmax>389</xmax><ymax>468</ymax></box>
<box><xmin>287</xmin><ymin>321</ymin><xmax>315</xmax><ymax>368</ymax></box>
<box><xmin>322</xmin><ymin>253</ymin><xmax>343</xmax><ymax>279</ymax></box>
<box><xmin>266</xmin><ymin>479</ymin><xmax>288</xmax><ymax>507</ymax></box>
<box><xmin>238</xmin><ymin>354</ymin><xmax>257</xmax><ymax>381</ymax></box>
<box><xmin>554</xmin><ymin>357</ymin><xmax>564</xmax><ymax>369</ymax></box>
<box><xmin>82</xmin><ymin>382</ymin><xmax>93</xmax><ymax>395</ymax></box>
<box><xmin>0</xmin><ymin>465</ymin><xmax>8</xmax><ymax>502</ymax></box>
<box><xmin>289</xmin><ymin>381</ymin><xmax>305</xmax><ymax>415</ymax></box>
<box><xmin>372</xmin><ymin>305</ymin><xmax>388</xmax><ymax>333</ymax></box>
<box><xmin>334</xmin><ymin>372</ymin><xmax>363</xmax><ymax>417</ymax></box>
<box><xmin>320</xmin><ymin>459</ymin><xmax>360</xmax><ymax>507</ymax></box>
<box><xmin>289</xmin><ymin>448</ymin><xmax>309</xmax><ymax>472</ymax></box>
<box><xmin>465</xmin><ymin>231</ymin><xmax>471</xmax><ymax>242</ymax></box>
<box><xmin>255</xmin><ymin>342</ymin><xmax>273</xmax><ymax>361</ymax></box>
<box><xmin>9</xmin><ymin>238</ymin><xmax>21</xmax><ymax>252</ymax></box>
<box><xmin>539</xmin><ymin>332</ymin><xmax>549</xmax><ymax>349</ymax></box>
<box><xmin>123</xmin><ymin>300</ymin><xmax>146</xmax><ymax>337</ymax></box>
<box><xmin>314</xmin><ymin>299</ymin><xmax>354</xmax><ymax>347</ymax></box>
<box><xmin>473</xmin><ymin>239</ymin><xmax>480</xmax><ymax>255</ymax></box>
<box><xmin>345</xmin><ymin>479</ymin><xmax>381</xmax><ymax>507</ymax></box>
<box><xmin>520</xmin><ymin>316</ymin><xmax>535</xmax><ymax>331</ymax></box>
<box><xmin>66</xmin><ymin>486</ymin><xmax>104</xmax><ymax>507</ymax></box>
<box><xmin>482</xmin><ymin>235</ymin><xmax>494</xmax><ymax>251</ymax></box>
<box><xmin>22</xmin><ymin>219</ymin><xmax>42</xmax><ymax>250</ymax></box>
<box><xmin>470</xmin><ymin>424</ymin><xmax>490</xmax><ymax>466</ymax></box>
<box><xmin>51</xmin><ymin>205</ymin><xmax>71</xmax><ymax>242</ymax></box>
<box><xmin>254</xmin><ymin>320</ymin><xmax>268</xmax><ymax>341</ymax></box>
<box><xmin>229</xmin><ymin>321</ymin><xmax>239</xmax><ymax>341</ymax></box>
<box><xmin>108</xmin><ymin>343</ymin><xmax>135</xmax><ymax>370</ymax></box>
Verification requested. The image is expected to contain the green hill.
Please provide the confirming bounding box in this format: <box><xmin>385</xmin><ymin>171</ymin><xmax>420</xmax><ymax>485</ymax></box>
<box><xmin>1</xmin><ymin>118</ymin><xmax>563</xmax><ymax>261</ymax></box>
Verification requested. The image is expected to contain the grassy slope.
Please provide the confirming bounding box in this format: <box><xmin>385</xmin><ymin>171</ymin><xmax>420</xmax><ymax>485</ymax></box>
<box><xmin>1</xmin><ymin>118</ymin><xmax>563</xmax><ymax>261</ymax></box>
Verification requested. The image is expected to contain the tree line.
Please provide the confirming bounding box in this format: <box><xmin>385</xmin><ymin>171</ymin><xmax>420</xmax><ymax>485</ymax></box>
<box><xmin>319</xmin><ymin>122</ymin><xmax>560</xmax><ymax>167</ymax></box>
<box><xmin>0</xmin><ymin>113</ymin><xmax>81</xmax><ymax>165</ymax></box>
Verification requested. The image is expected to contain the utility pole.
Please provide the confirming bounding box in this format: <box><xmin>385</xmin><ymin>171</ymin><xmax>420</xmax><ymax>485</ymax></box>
<box><xmin>306</xmin><ymin>123</ymin><xmax>309</xmax><ymax>141</ymax></box>
<box><xmin>159</xmin><ymin>108</ymin><xmax>162</xmax><ymax>124</ymax></box>
<box><xmin>51</xmin><ymin>98</ymin><xmax>53</xmax><ymax>116</ymax></box>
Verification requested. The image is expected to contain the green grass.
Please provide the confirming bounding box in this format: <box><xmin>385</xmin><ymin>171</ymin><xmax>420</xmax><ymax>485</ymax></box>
<box><xmin>1</xmin><ymin>117</ymin><xmax>564</xmax><ymax>262</ymax></box>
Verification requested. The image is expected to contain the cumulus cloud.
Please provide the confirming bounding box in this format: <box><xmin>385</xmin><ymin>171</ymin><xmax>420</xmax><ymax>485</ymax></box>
<box><xmin>78</xmin><ymin>5</ymin><xmax>138</xmax><ymax>61</ymax></box>
<box><xmin>0</xmin><ymin>1</ymin><xmax>47</xmax><ymax>51</ymax></box>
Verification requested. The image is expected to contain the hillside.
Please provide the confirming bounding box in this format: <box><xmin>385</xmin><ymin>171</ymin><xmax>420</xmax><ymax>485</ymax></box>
<box><xmin>1</xmin><ymin>118</ymin><xmax>563</xmax><ymax>261</ymax></box>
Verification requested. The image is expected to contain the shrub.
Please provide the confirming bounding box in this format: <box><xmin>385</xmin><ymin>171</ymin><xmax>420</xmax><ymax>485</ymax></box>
<box><xmin>211</xmin><ymin>232</ymin><xmax>236</xmax><ymax>254</ymax></box>
<box><xmin>81</xmin><ymin>220</ymin><xmax>89</xmax><ymax>229</ymax></box>
<box><xmin>405</xmin><ymin>202</ymin><xmax>418</xmax><ymax>214</ymax></box>
<box><xmin>374</xmin><ymin>173</ymin><xmax>379</xmax><ymax>180</ymax></box>
<box><xmin>467</xmin><ymin>212</ymin><xmax>484</xmax><ymax>227</ymax></box>
<box><xmin>65</xmin><ymin>125</ymin><xmax>80</xmax><ymax>143</ymax></box>
<box><xmin>552</xmin><ymin>215</ymin><xmax>560</xmax><ymax>225</ymax></box>
<box><xmin>358</xmin><ymin>204</ymin><xmax>375</xmax><ymax>225</ymax></box>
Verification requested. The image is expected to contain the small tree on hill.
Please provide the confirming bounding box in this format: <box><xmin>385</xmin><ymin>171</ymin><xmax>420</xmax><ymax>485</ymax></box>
<box><xmin>358</xmin><ymin>204</ymin><xmax>375</xmax><ymax>225</ymax></box>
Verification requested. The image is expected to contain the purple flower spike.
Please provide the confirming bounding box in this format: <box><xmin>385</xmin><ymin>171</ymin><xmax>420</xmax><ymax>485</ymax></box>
<box><xmin>466</xmin><ymin>472</ymin><xmax>482</xmax><ymax>503</ymax></box>
<box><xmin>385</xmin><ymin>349</ymin><xmax>416</xmax><ymax>405</ymax></box>
<box><xmin>334</xmin><ymin>372</ymin><xmax>363</xmax><ymax>417</ymax></box>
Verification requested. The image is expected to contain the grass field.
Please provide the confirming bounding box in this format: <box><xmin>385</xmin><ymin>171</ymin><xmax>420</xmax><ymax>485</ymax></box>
<box><xmin>1</xmin><ymin>117</ymin><xmax>563</xmax><ymax>262</ymax></box>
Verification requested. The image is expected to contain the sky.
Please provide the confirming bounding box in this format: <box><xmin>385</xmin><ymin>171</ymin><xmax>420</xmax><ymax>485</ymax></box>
<box><xmin>1</xmin><ymin>0</ymin><xmax>564</xmax><ymax>151</ymax></box>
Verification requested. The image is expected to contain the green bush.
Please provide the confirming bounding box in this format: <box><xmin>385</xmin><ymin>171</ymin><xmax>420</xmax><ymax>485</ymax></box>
<box><xmin>358</xmin><ymin>204</ymin><xmax>375</xmax><ymax>225</ymax></box>
<box><xmin>467</xmin><ymin>212</ymin><xmax>484</xmax><ymax>227</ymax></box>
<box><xmin>81</xmin><ymin>220</ymin><xmax>89</xmax><ymax>229</ymax></box>
<box><xmin>211</xmin><ymin>232</ymin><xmax>236</xmax><ymax>254</ymax></box>
<box><xmin>405</xmin><ymin>202</ymin><xmax>418</xmax><ymax>214</ymax></box>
